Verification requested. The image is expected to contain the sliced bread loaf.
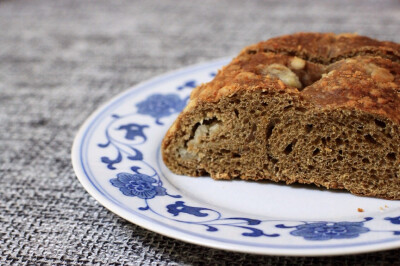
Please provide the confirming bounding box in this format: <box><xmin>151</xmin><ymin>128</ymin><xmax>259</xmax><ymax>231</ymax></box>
<box><xmin>162</xmin><ymin>33</ymin><xmax>400</xmax><ymax>199</ymax></box>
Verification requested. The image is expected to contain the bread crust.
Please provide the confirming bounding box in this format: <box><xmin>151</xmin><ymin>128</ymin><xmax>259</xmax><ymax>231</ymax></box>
<box><xmin>162</xmin><ymin>33</ymin><xmax>400</xmax><ymax>199</ymax></box>
<box><xmin>245</xmin><ymin>32</ymin><xmax>400</xmax><ymax>63</ymax></box>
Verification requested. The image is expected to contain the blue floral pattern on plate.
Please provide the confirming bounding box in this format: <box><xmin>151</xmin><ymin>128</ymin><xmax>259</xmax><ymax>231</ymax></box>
<box><xmin>110</xmin><ymin>172</ymin><xmax>166</xmax><ymax>199</ymax></box>
<box><xmin>291</xmin><ymin>222</ymin><xmax>370</xmax><ymax>240</ymax></box>
<box><xmin>276</xmin><ymin>219</ymin><xmax>372</xmax><ymax>240</ymax></box>
<box><xmin>136</xmin><ymin>93</ymin><xmax>188</xmax><ymax>125</ymax></box>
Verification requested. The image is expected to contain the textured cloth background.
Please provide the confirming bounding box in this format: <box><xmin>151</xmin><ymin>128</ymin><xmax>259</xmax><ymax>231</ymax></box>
<box><xmin>1</xmin><ymin>0</ymin><xmax>400</xmax><ymax>264</ymax></box>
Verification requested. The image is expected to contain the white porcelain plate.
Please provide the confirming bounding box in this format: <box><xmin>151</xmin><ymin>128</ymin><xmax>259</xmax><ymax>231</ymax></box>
<box><xmin>72</xmin><ymin>58</ymin><xmax>400</xmax><ymax>256</ymax></box>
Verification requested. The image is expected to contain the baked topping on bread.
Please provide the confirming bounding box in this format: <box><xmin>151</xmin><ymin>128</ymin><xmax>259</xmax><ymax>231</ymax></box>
<box><xmin>162</xmin><ymin>33</ymin><xmax>400</xmax><ymax>199</ymax></box>
<box><xmin>262</xmin><ymin>64</ymin><xmax>302</xmax><ymax>89</ymax></box>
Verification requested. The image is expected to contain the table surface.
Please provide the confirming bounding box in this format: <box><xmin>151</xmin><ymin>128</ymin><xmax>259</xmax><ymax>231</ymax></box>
<box><xmin>1</xmin><ymin>0</ymin><xmax>400</xmax><ymax>264</ymax></box>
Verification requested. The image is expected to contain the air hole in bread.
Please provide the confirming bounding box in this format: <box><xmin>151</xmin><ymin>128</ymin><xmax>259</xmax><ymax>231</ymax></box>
<box><xmin>188</xmin><ymin>122</ymin><xmax>201</xmax><ymax>144</ymax></box>
<box><xmin>267</xmin><ymin>155</ymin><xmax>278</xmax><ymax>164</ymax></box>
<box><xmin>203</xmin><ymin>117</ymin><xmax>219</xmax><ymax>125</ymax></box>
<box><xmin>374</xmin><ymin>119</ymin><xmax>386</xmax><ymax>128</ymax></box>
<box><xmin>387</xmin><ymin>152</ymin><xmax>396</xmax><ymax>161</ymax></box>
<box><xmin>233</xmin><ymin>99</ymin><xmax>241</xmax><ymax>104</ymax></box>
<box><xmin>283</xmin><ymin>105</ymin><xmax>293</xmax><ymax>111</ymax></box>
<box><xmin>284</xmin><ymin>139</ymin><xmax>297</xmax><ymax>155</ymax></box>
<box><xmin>284</xmin><ymin>143</ymin><xmax>293</xmax><ymax>155</ymax></box>
<box><xmin>295</xmin><ymin>107</ymin><xmax>307</xmax><ymax>112</ymax></box>
<box><xmin>312</xmin><ymin>148</ymin><xmax>320</xmax><ymax>156</ymax></box>
<box><xmin>335</xmin><ymin>138</ymin><xmax>343</xmax><ymax>146</ymax></box>
<box><xmin>364</xmin><ymin>134</ymin><xmax>378</xmax><ymax>145</ymax></box>
<box><xmin>266</xmin><ymin>122</ymin><xmax>276</xmax><ymax>141</ymax></box>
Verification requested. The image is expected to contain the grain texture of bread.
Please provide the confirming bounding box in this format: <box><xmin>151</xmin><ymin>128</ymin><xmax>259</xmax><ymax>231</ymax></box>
<box><xmin>162</xmin><ymin>33</ymin><xmax>400</xmax><ymax>200</ymax></box>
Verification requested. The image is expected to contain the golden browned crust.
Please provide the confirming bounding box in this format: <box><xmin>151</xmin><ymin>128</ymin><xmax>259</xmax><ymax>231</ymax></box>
<box><xmin>244</xmin><ymin>32</ymin><xmax>400</xmax><ymax>63</ymax></box>
<box><xmin>162</xmin><ymin>32</ymin><xmax>400</xmax><ymax>199</ymax></box>
<box><xmin>184</xmin><ymin>33</ymin><xmax>400</xmax><ymax>124</ymax></box>
<box><xmin>302</xmin><ymin>56</ymin><xmax>400</xmax><ymax>124</ymax></box>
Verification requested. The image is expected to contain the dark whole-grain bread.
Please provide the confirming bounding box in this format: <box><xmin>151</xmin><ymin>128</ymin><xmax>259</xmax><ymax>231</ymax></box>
<box><xmin>162</xmin><ymin>32</ymin><xmax>400</xmax><ymax>200</ymax></box>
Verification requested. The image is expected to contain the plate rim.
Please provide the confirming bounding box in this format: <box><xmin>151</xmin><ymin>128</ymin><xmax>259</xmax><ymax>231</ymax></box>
<box><xmin>71</xmin><ymin>58</ymin><xmax>400</xmax><ymax>256</ymax></box>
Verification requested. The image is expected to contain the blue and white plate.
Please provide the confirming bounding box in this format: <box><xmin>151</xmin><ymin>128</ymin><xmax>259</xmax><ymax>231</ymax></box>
<box><xmin>72</xmin><ymin>58</ymin><xmax>400</xmax><ymax>256</ymax></box>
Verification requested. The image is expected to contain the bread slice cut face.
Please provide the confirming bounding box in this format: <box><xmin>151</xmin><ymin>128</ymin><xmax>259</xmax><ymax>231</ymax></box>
<box><xmin>162</xmin><ymin>33</ymin><xmax>400</xmax><ymax>200</ymax></box>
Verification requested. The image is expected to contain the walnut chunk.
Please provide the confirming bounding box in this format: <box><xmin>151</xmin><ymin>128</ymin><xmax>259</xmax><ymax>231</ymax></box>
<box><xmin>290</xmin><ymin>57</ymin><xmax>306</xmax><ymax>70</ymax></box>
<box><xmin>365</xmin><ymin>63</ymin><xmax>394</xmax><ymax>82</ymax></box>
<box><xmin>235</xmin><ymin>71</ymin><xmax>258</xmax><ymax>80</ymax></box>
<box><xmin>188</xmin><ymin>124</ymin><xmax>208</xmax><ymax>148</ymax></box>
<box><xmin>372</xmin><ymin>68</ymin><xmax>394</xmax><ymax>82</ymax></box>
<box><xmin>208</xmin><ymin>123</ymin><xmax>221</xmax><ymax>135</ymax></box>
<box><xmin>263</xmin><ymin>64</ymin><xmax>302</xmax><ymax>89</ymax></box>
<box><xmin>179</xmin><ymin>148</ymin><xmax>195</xmax><ymax>159</ymax></box>
<box><xmin>187</xmin><ymin>120</ymin><xmax>222</xmax><ymax>149</ymax></box>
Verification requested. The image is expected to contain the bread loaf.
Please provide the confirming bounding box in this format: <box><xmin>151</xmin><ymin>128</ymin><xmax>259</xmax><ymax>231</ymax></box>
<box><xmin>161</xmin><ymin>33</ymin><xmax>400</xmax><ymax>200</ymax></box>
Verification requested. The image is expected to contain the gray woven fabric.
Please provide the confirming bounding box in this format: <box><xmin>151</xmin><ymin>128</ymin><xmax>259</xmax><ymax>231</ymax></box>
<box><xmin>1</xmin><ymin>0</ymin><xmax>400</xmax><ymax>264</ymax></box>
